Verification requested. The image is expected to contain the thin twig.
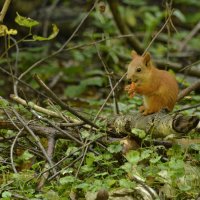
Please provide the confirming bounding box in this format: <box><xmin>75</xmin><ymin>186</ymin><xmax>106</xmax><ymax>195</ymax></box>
<box><xmin>10</xmin><ymin>128</ymin><xmax>24</xmax><ymax>173</ymax></box>
<box><xmin>94</xmin><ymin>73</ymin><xmax>127</xmax><ymax>122</ymax></box>
<box><xmin>3</xmin><ymin>107</ymin><xmax>22</xmax><ymax>173</ymax></box>
<box><xmin>177</xmin><ymin>81</ymin><xmax>200</xmax><ymax>102</ymax></box>
<box><xmin>16</xmin><ymin>0</ymin><xmax>98</xmax><ymax>87</ymax></box>
<box><xmin>49</xmin><ymin>155</ymin><xmax>83</xmax><ymax>181</ymax></box>
<box><xmin>179</xmin><ymin>21</ymin><xmax>200</xmax><ymax>51</ymax></box>
<box><xmin>174</xmin><ymin>103</ymin><xmax>200</xmax><ymax>113</ymax></box>
<box><xmin>143</xmin><ymin>9</ymin><xmax>174</xmax><ymax>55</ymax></box>
<box><xmin>10</xmin><ymin>36</ymin><xmax>19</xmax><ymax>96</ymax></box>
<box><xmin>34</xmin><ymin>74</ymin><xmax>98</xmax><ymax>128</ymax></box>
<box><xmin>75</xmin><ymin>72</ymin><xmax>127</xmax><ymax>177</ymax></box>
<box><xmin>178</xmin><ymin>59</ymin><xmax>200</xmax><ymax>73</ymax></box>
<box><xmin>29</xmin><ymin>133</ymin><xmax>105</xmax><ymax>182</ymax></box>
<box><xmin>10</xmin><ymin>94</ymin><xmax>63</xmax><ymax>118</ymax></box>
<box><xmin>31</xmin><ymin>109</ymin><xmax>83</xmax><ymax>145</ymax></box>
<box><xmin>94</xmin><ymin>44</ymin><xmax>119</xmax><ymax>114</ymax></box>
<box><xmin>37</xmin><ymin>135</ymin><xmax>56</xmax><ymax>190</ymax></box>
<box><xmin>0</xmin><ymin>66</ymin><xmax>47</xmax><ymax>97</ymax></box>
<box><xmin>12</xmin><ymin>109</ymin><xmax>56</xmax><ymax>175</ymax></box>
<box><xmin>0</xmin><ymin>0</ymin><xmax>11</xmax><ymax>23</ymax></box>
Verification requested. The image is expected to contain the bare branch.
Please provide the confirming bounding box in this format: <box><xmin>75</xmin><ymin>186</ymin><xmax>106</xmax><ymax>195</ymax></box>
<box><xmin>0</xmin><ymin>0</ymin><xmax>11</xmax><ymax>23</ymax></box>
<box><xmin>177</xmin><ymin>81</ymin><xmax>200</xmax><ymax>102</ymax></box>
<box><xmin>34</xmin><ymin>74</ymin><xmax>98</xmax><ymax>128</ymax></box>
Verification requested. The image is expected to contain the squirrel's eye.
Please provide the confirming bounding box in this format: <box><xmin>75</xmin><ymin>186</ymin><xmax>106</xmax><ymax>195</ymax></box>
<box><xmin>136</xmin><ymin>68</ymin><xmax>141</xmax><ymax>72</ymax></box>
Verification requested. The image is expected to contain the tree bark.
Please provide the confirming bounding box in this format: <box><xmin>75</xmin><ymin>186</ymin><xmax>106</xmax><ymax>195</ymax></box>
<box><xmin>106</xmin><ymin>111</ymin><xmax>199</xmax><ymax>138</ymax></box>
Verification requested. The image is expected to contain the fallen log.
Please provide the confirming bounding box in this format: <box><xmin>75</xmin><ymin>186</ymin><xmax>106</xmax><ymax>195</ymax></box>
<box><xmin>106</xmin><ymin>111</ymin><xmax>199</xmax><ymax>138</ymax></box>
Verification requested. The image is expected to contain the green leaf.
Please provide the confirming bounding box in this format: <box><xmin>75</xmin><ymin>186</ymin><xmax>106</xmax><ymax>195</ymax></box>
<box><xmin>178</xmin><ymin>184</ymin><xmax>191</xmax><ymax>191</ymax></box>
<box><xmin>33</xmin><ymin>24</ymin><xmax>59</xmax><ymax>41</ymax></box>
<box><xmin>15</xmin><ymin>12</ymin><xmax>39</xmax><ymax>28</ymax></box>
<box><xmin>75</xmin><ymin>182</ymin><xmax>90</xmax><ymax>190</ymax></box>
<box><xmin>2</xmin><ymin>191</ymin><xmax>12</xmax><ymax>198</ymax></box>
<box><xmin>121</xmin><ymin>162</ymin><xmax>133</xmax><ymax>173</ymax></box>
<box><xmin>0</xmin><ymin>98</ymin><xmax>9</xmax><ymax>108</ymax></box>
<box><xmin>86</xmin><ymin>153</ymin><xmax>95</xmax><ymax>166</ymax></box>
<box><xmin>131</xmin><ymin>128</ymin><xmax>146</xmax><ymax>138</ymax></box>
<box><xmin>169</xmin><ymin>158</ymin><xmax>184</xmax><ymax>170</ymax></box>
<box><xmin>141</xmin><ymin>149</ymin><xmax>153</xmax><ymax>160</ymax></box>
<box><xmin>119</xmin><ymin>178</ymin><xmax>136</xmax><ymax>188</ymax></box>
<box><xmin>107</xmin><ymin>143</ymin><xmax>122</xmax><ymax>153</ymax></box>
<box><xmin>59</xmin><ymin>176</ymin><xmax>75</xmax><ymax>185</ymax></box>
<box><xmin>125</xmin><ymin>150</ymin><xmax>140</xmax><ymax>164</ymax></box>
<box><xmin>81</xmin><ymin>77</ymin><xmax>104</xmax><ymax>87</ymax></box>
<box><xmin>81</xmin><ymin>130</ymin><xmax>90</xmax><ymax>139</ymax></box>
<box><xmin>150</xmin><ymin>156</ymin><xmax>161</xmax><ymax>164</ymax></box>
<box><xmin>81</xmin><ymin>165</ymin><xmax>94</xmax><ymax>173</ymax></box>
<box><xmin>64</xmin><ymin>84</ymin><xmax>86</xmax><ymax>97</ymax></box>
<box><xmin>173</xmin><ymin>10</ymin><xmax>186</xmax><ymax>22</ymax></box>
<box><xmin>18</xmin><ymin>150</ymin><xmax>34</xmax><ymax>161</ymax></box>
<box><xmin>190</xmin><ymin>144</ymin><xmax>200</xmax><ymax>151</ymax></box>
<box><xmin>65</xmin><ymin>146</ymin><xmax>79</xmax><ymax>156</ymax></box>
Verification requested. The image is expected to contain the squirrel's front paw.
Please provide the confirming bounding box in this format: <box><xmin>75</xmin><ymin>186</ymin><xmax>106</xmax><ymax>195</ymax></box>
<box><xmin>142</xmin><ymin>109</ymin><xmax>155</xmax><ymax>116</ymax></box>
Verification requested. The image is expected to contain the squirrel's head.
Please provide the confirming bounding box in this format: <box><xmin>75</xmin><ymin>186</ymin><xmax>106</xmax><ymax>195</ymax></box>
<box><xmin>127</xmin><ymin>51</ymin><xmax>152</xmax><ymax>83</ymax></box>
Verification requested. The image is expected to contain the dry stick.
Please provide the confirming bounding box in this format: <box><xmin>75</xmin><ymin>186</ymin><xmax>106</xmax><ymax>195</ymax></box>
<box><xmin>143</xmin><ymin>9</ymin><xmax>174</xmax><ymax>55</ymax></box>
<box><xmin>15</xmin><ymin>0</ymin><xmax>98</xmax><ymax>93</ymax></box>
<box><xmin>48</xmin><ymin>155</ymin><xmax>84</xmax><ymax>181</ymax></box>
<box><xmin>34</xmin><ymin>74</ymin><xmax>98</xmax><ymax>128</ymax></box>
<box><xmin>75</xmin><ymin>73</ymin><xmax>127</xmax><ymax>177</ymax></box>
<box><xmin>33</xmin><ymin>133</ymin><xmax>105</xmax><ymax>181</ymax></box>
<box><xmin>179</xmin><ymin>21</ymin><xmax>200</xmax><ymax>51</ymax></box>
<box><xmin>177</xmin><ymin>81</ymin><xmax>200</xmax><ymax>102</ymax></box>
<box><xmin>155</xmin><ymin>59</ymin><xmax>200</xmax><ymax>78</ymax></box>
<box><xmin>11</xmin><ymin>94</ymin><xmax>84</xmax><ymax>127</ymax></box>
<box><xmin>94</xmin><ymin>73</ymin><xmax>127</xmax><ymax>122</ymax></box>
<box><xmin>31</xmin><ymin>109</ymin><xmax>83</xmax><ymax>145</ymax></box>
<box><xmin>3</xmin><ymin>107</ymin><xmax>22</xmax><ymax>173</ymax></box>
<box><xmin>178</xmin><ymin>59</ymin><xmax>200</xmax><ymax>73</ymax></box>
<box><xmin>10</xmin><ymin>128</ymin><xmax>24</xmax><ymax>173</ymax></box>
<box><xmin>63</xmin><ymin>34</ymin><xmax>142</xmax><ymax>53</ymax></box>
<box><xmin>95</xmin><ymin>44</ymin><xmax>119</xmax><ymax>114</ymax></box>
<box><xmin>37</xmin><ymin>135</ymin><xmax>56</xmax><ymax>191</ymax></box>
<box><xmin>0</xmin><ymin>0</ymin><xmax>11</xmax><ymax>23</ymax></box>
<box><xmin>10</xmin><ymin>94</ymin><xmax>62</xmax><ymax>118</ymax></box>
<box><xmin>10</xmin><ymin>36</ymin><xmax>20</xmax><ymax>96</ymax></box>
<box><xmin>4</xmin><ymin>33</ymin><xmax>17</xmax><ymax>98</ymax></box>
<box><xmin>0</xmin><ymin>67</ymin><xmax>47</xmax><ymax>98</ymax></box>
<box><xmin>12</xmin><ymin>109</ymin><xmax>56</xmax><ymax>175</ymax></box>
<box><xmin>174</xmin><ymin>103</ymin><xmax>200</xmax><ymax>113</ymax></box>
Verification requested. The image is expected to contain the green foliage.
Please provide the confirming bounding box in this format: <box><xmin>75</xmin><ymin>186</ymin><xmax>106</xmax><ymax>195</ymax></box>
<box><xmin>33</xmin><ymin>24</ymin><xmax>59</xmax><ymax>41</ymax></box>
<box><xmin>15</xmin><ymin>12</ymin><xmax>39</xmax><ymax>28</ymax></box>
<box><xmin>107</xmin><ymin>142</ymin><xmax>122</xmax><ymax>153</ymax></box>
<box><xmin>0</xmin><ymin>0</ymin><xmax>200</xmax><ymax>199</ymax></box>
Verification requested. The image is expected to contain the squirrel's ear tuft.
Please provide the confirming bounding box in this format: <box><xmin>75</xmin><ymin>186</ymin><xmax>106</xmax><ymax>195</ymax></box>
<box><xmin>131</xmin><ymin>50</ymin><xmax>137</xmax><ymax>59</ymax></box>
<box><xmin>143</xmin><ymin>52</ymin><xmax>151</xmax><ymax>66</ymax></box>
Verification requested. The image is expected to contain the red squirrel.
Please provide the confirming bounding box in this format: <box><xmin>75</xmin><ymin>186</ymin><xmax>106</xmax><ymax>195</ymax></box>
<box><xmin>125</xmin><ymin>51</ymin><xmax>178</xmax><ymax>115</ymax></box>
